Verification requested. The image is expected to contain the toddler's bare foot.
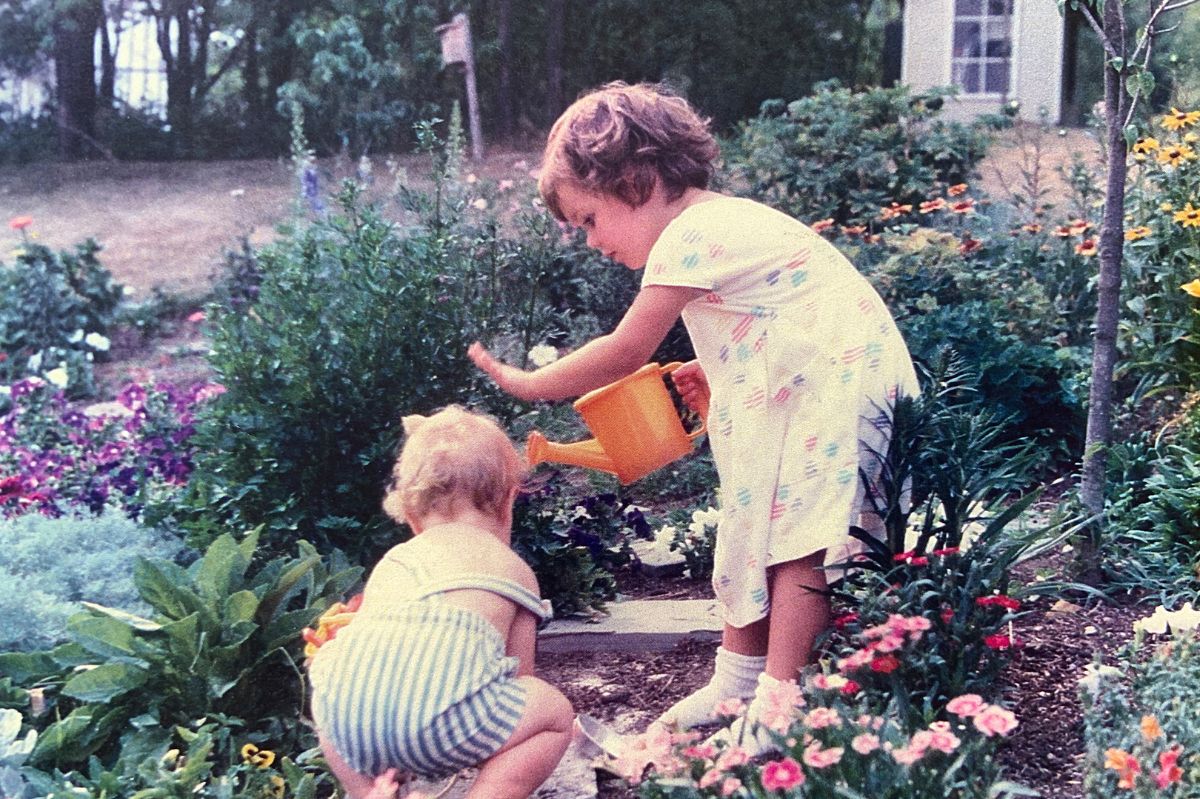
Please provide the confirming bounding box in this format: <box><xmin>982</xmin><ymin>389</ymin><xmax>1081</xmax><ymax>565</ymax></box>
<box><xmin>364</xmin><ymin>768</ymin><xmax>400</xmax><ymax>799</ymax></box>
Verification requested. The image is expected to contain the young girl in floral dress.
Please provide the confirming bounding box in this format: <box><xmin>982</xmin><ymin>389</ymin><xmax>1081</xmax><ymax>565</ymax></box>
<box><xmin>470</xmin><ymin>81</ymin><xmax>917</xmax><ymax>752</ymax></box>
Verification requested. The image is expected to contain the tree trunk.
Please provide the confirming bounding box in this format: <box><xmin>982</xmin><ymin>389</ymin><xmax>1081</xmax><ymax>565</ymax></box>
<box><xmin>1079</xmin><ymin>0</ymin><xmax>1128</xmax><ymax>564</ymax></box>
<box><xmin>52</xmin><ymin>0</ymin><xmax>101</xmax><ymax>159</ymax></box>
<box><xmin>496</xmin><ymin>0</ymin><xmax>514</xmax><ymax>140</ymax></box>
<box><xmin>545</xmin><ymin>0</ymin><xmax>565</xmax><ymax>122</ymax></box>
<box><xmin>98</xmin><ymin>9</ymin><xmax>115</xmax><ymax>107</ymax></box>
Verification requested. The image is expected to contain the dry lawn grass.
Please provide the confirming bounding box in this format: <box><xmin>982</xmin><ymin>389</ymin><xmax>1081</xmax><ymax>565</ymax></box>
<box><xmin>0</xmin><ymin>127</ymin><xmax>1101</xmax><ymax>300</ymax></box>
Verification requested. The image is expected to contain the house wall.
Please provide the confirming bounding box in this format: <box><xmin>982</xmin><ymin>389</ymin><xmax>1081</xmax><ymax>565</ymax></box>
<box><xmin>901</xmin><ymin>0</ymin><xmax>1066</xmax><ymax>123</ymax></box>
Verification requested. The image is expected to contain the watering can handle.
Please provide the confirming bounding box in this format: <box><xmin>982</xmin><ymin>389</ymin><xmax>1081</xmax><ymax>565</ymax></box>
<box><xmin>658</xmin><ymin>362</ymin><xmax>708</xmax><ymax>441</ymax></box>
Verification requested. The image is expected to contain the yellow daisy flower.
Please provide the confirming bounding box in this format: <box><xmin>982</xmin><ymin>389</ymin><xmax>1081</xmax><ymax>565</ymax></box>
<box><xmin>1132</xmin><ymin>136</ymin><xmax>1159</xmax><ymax>154</ymax></box>
<box><xmin>240</xmin><ymin>743</ymin><xmax>277</xmax><ymax>769</ymax></box>
<box><xmin>1162</xmin><ymin>107</ymin><xmax>1200</xmax><ymax>131</ymax></box>
<box><xmin>1187</xmin><ymin>132</ymin><xmax>1199</xmax><ymax>144</ymax></box>
<box><xmin>1125</xmin><ymin>226</ymin><xmax>1152</xmax><ymax>241</ymax></box>
<box><xmin>1161</xmin><ymin>201</ymin><xmax>1175</xmax><ymax>212</ymax></box>
<box><xmin>1175</xmin><ymin>203</ymin><xmax>1200</xmax><ymax>228</ymax></box>
<box><xmin>1156</xmin><ymin>144</ymin><xmax>1197</xmax><ymax>167</ymax></box>
<box><xmin>1182</xmin><ymin>279</ymin><xmax>1200</xmax><ymax>298</ymax></box>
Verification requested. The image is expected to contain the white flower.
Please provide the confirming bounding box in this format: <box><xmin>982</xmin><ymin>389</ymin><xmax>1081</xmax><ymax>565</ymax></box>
<box><xmin>27</xmin><ymin>351</ymin><xmax>42</xmax><ymax>372</ymax></box>
<box><xmin>572</xmin><ymin>505</ymin><xmax>593</xmax><ymax>521</ymax></box>
<box><xmin>1078</xmin><ymin>663</ymin><xmax>1122</xmax><ymax>696</ymax></box>
<box><xmin>1134</xmin><ymin>602</ymin><xmax>1200</xmax><ymax>635</ymax></box>
<box><xmin>529</xmin><ymin>344</ymin><xmax>559</xmax><ymax>367</ymax></box>
<box><xmin>466</xmin><ymin>173</ymin><xmax>478</xmax><ymax>184</ymax></box>
<box><xmin>691</xmin><ymin>507</ymin><xmax>722</xmax><ymax>528</ymax></box>
<box><xmin>498</xmin><ymin>179</ymin><xmax>515</xmax><ymax>192</ymax></box>
<box><xmin>123</xmin><ymin>286</ymin><xmax>136</xmax><ymax>296</ymax></box>
<box><xmin>84</xmin><ymin>332</ymin><xmax>110</xmax><ymax>351</ymax></box>
<box><xmin>46</xmin><ymin>366</ymin><xmax>69</xmax><ymax>389</ymax></box>
<box><xmin>653</xmin><ymin>524</ymin><xmax>677</xmax><ymax>550</ymax></box>
<box><xmin>471</xmin><ymin>198</ymin><xmax>488</xmax><ymax>211</ymax></box>
<box><xmin>229</xmin><ymin>188</ymin><xmax>246</xmax><ymax>198</ymax></box>
<box><xmin>67</xmin><ymin>329</ymin><xmax>84</xmax><ymax>344</ymax></box>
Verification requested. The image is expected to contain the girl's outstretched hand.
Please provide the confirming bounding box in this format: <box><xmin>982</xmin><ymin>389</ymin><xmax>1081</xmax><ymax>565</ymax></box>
<box><xmin>671</xmin><ymin>360</ymin><xmax>710</xmax><ymax>422</ymax></box>
<box><xmin>468</xmin><ymin>342</ymin><xmax>537</xmax><ymax>401</ymax></box>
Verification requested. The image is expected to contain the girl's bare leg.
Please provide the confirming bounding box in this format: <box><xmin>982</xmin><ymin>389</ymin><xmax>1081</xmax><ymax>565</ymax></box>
<box><xmin>720</xmin><ymin>549</ymin><xmax>829</xmax><ymax>680</ymax></box>
<box><xmin>466</xmin><ymin>677</ymin><xmax>574</xmax><ymax>799</ymax></box>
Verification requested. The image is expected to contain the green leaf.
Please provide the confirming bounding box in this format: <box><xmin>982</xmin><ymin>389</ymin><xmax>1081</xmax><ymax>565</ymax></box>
<box><xmin>134</xmin><ymin>558</ymin><xmax>201</xmax><ymax>619</ymax></box>
<box><xmin>80</xmin><ymin>602</ymin><xmax>162</xmax><ymax>632</ymax></box>
<box><xmin>194</xmin><ymin>534</ymin><xmax>250</xmax><ymax>601</ymax></box>
<box><xmin>224</xmin><ymin>590</ymin><xmax>261</xmax><ymax>625</ymax></box>
<box><xmin>256</xmin><ymin>555</ymin><xmax>321</xmax><ymax>625</ymax></box>
<box><xmin>29</xmin><ymin>705</ymin><xmax>126</xmax><ymax>767</ymax></box>
<box><xmin>67</xmin><ymin>613</ymin><xmax>139</xmax><ymax>659</ymax></box>
<box><xmin>0</xmin><ymin>651</ymin><xmax>60</xmax><ymax>684</ymax></box>
<box><xmin>63</xmin><ymin>662</ymin><xmax>149</xmax><ymax>702</ymax></box>
<box><xmin>161</xmin><ymin>613</ymin><xmax>202</xmax><ymax>669</ymax></box>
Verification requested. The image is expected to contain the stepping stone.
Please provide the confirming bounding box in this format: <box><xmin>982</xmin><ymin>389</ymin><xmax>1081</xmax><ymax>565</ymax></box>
<box><xmin>630</xmin><ymin>540</ymin><xmax>687</xmax><ymax>578</ymax></box>
<box><xmin>539</xmin><ymin>598</ymin><xmax>722</xmax><ymax>653</ymax></box>
<box><xmin>407</xmin><ymin>737</ymin><xmax>598</xmax><ymax>798</ymax></box>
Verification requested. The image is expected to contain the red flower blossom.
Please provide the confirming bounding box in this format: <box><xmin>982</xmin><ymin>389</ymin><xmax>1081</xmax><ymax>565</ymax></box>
<box><xmin>1075</xmin><ymin>238</ymin><xmax>1098</xmax><ymax>257</ymax></box>
<box><xmin>8</xmin><ymin>215</ymin><xmax>32</xmax><ymax>231</ymax></box>
<box><xmin>841</xmin><ymin>680</ymin><xmax>861</xmax><ymax>696</ymax></box>
<box><xmin>833</xmin><ymin>612</ymin><xmax>859</xmax><ymax>629</ymax></box>
<box><xmin>932</xmin><ymin>547</ymin><xmax>960</xmax><ymax>557</ymax></box>
<box><xmin>950</xmin><ymin>199</ymin><xmax>976</xmax><ymax>214</ymax></box>
<box><xmin>0</xmin><ymin>476</ymin><xmax>23</xmax><ymax>499</ymax></box>
<box><xmin>919</xmin><ymin>198</ymin><xmax>946</xmax><ymax>214</ymax></box>
<box><xmin>841</xmin><ymin>225</ymin><xmax>867</xmax><ymax>237</ymax></box>
<box><xmin>947</xmin><ymin>183</ymin><xmax>969</xmax><ymax>197</ymax></box>
<box><xmin>976</xmin><ymin>595</ymin><xmax>1021</xmax><ymax>611</ymax></box>
<box><xmin>940</xmin><ymin>607</ymin><xmax>955</xmax><ymax>623</ymax></box>
<box><xmin>984</xmin><ymin>633</ymin><xmax>1019</xmax><ymax>650</ymax></box>
<box><xmin>811</xmin><ymin>218</ymin><xmax>835</xmax><ymax>233</ymax></box>
<box><xmin>870</xmin><ymin>654</ymin><xmax>901</xmax><ymax>673</ymax></box>
<box><xmin>1021</xmin><ymin>223</ymin><xmax>1043</xmax><ymax>234</ymax></box>
<box><xmin>958</xmin><ymin>236</ymin><xmax>982</xmax><ymax>255</ymax></box>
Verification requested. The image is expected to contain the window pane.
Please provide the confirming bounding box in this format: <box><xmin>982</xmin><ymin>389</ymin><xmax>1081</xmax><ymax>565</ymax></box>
<box><xmin>953</xmin><ymin>21</ymin><xmax>982</xmax><ymax>57</ymax></box>
<box><xmin>952</xmin><ymin>61</ymin><xmax>981</xmax><ymax>93</ymax></box>
<box><xmin>987</xmin><ymin>0</ymin><xmax>1012</xmax><ymax>15</ymax></box>
<box><xmin>956</xmin><ymin>0</ymin><xmax>983</xmax><ymax>14</ymax></box>
<box><xmin>984</xmin><ymin>61</ymin><xmax>1010</xmax><ymax>93</ymax></box>
<box><xmin>983</xmin><ymin>19</ymin><xmax>1011</xmax><ymax>56</ymax></box>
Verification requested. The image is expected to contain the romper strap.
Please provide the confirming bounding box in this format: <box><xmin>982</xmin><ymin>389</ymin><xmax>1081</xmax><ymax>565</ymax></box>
<box><xmin>415</xmin><ymin>574</ymin><xmax>553</xmax><ymax>622</ymax></box>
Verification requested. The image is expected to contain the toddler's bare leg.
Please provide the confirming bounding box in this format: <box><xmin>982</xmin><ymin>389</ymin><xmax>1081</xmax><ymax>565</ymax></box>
<box><xmin>320</xmin><ymin>732</ymin><xmax>403</xmax><ymax>799</ymax></box>
<box><xmin>466</xmin><ymin>677</ymin><xmax>573</xmax><ymax>799</ymax></box>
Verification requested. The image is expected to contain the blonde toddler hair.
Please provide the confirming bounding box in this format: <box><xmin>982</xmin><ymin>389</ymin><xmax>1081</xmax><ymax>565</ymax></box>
<box><xmin>538</xmin><ymin>81</ymin><xmax>719</xmax><ymax>222</ymax></box>
<box><xmin>383</xmin><ymin>405</ymin><xmax>526</xmax><ymax>524</ymax></box>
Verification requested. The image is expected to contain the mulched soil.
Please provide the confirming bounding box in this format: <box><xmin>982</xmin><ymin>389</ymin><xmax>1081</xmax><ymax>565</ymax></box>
<box><xmin>537</xmin><ymin>556</ymin><xmax>1149</xmax><ymax>798</ymax></box>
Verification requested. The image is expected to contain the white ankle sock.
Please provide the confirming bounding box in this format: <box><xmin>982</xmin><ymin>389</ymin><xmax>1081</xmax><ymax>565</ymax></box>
<box><xmin>655</xmin><ymin>647</ymin><xmax>766</xmax><ymax>729</ymax></box>
<box><xmin>704</xmin><ymin>672</ymin><xmax>789</xmax><ymax>757</ymax></box>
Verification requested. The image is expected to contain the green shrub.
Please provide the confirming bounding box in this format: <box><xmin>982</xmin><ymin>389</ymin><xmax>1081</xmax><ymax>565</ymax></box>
<box><xmin>511</xmin><ymin>476</ymin><xmax>651</xmax><ymax>616</ymax></box>
<box><xmin>724</xmin><ymin>81</ymin><xmax>999</xmax><ymax>227</ymax></box>
<box><xmin>0</xmin><ymin>511</ymin><xmax>184</xmax><ymax>652</ymax></box>
<box><xmin>0</xmin><ymin>235</ymin><xmax>124</xmax><ymax>398</ymax></box>
<box><xmin>0</xmin><ymin>530</ymin><xmax>360</xmax><ymax>775</ymax></box>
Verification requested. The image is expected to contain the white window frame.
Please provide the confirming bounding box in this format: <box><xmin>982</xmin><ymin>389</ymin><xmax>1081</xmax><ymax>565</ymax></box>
<box><xmin>948</xmin><ymin>0</ymin><xmax>1015</xmax><ymax>98</ymax></box>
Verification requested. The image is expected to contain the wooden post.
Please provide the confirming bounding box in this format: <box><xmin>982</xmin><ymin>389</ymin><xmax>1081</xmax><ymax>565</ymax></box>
<box><xmin>435</xmin><ymin>12</ymin><xmax>484</xmax><ymax>161</ymax></box>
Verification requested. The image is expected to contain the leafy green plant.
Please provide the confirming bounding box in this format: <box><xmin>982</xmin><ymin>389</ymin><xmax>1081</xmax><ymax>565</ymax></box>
<box><xmin>0</xmin><ymin>511</ymin><xmax>184</xmax><ymax>653</ymax></box>
<box><xmin>0</xmin><ymin>530</ymin><xmax>360</xmax><ymax>774</ymax></box>
<box><xmin>511</xmin><ymin>475</ymin><xmax>649</xmax><ymax>616</ymax></box>
<box><xmin>1080</xmin><ymin>618</ymin><xmax>1200</xmax><ymax>797</ymax></box>
<box><xmin>725</xmin><ymin>81</ymin><xmax>999</xmax><ymax>227</ymax></box>
<box><xmin>0</xmin><ymin>229</ymin><xmax>125</xmax><ymax>398</ymax></box>
<box><xmin>629</xmin><ymin>616</ymin><xmax>1033</xmax><ymax>798</ymax></box>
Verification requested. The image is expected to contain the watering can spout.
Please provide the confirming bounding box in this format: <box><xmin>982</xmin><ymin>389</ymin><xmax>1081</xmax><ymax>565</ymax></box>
<box><xmin>526</xmin><ymin>431</ymin><xmax>619</xmax><ymax>477</ymax></box>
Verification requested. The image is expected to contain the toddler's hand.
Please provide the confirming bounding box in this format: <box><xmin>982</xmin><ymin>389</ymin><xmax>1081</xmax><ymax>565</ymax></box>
<box><xmin>671</xmin><ymin>361</ymin><xmax>710</xmax><ymax>422</ymax></box>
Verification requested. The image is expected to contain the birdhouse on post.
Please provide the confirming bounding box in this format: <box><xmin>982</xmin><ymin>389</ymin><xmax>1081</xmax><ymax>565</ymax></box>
<box><xmin>435</xmin><ymin>12</ymin><xmax>484</xmax><ymax>161</ymax></box>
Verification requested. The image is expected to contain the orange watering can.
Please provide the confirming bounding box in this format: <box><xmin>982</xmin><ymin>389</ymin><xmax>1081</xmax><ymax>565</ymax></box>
<box><xmin>526</xmin><ymin>362</ymin><xmax>706</xmax><ymax>484</ymax></box>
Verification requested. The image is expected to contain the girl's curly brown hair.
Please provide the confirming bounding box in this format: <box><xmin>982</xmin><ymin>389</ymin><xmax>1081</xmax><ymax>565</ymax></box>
<box><xmin>539</xmin><ymin>81</ymin><xmax>719</xmax><ymax>220</ymax></box>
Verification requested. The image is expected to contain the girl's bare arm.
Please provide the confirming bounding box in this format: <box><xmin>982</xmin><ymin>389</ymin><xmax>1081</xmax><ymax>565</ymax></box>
<box><xmin>469</xmin><ymin>284</ymin><xmax>705</xmax><ymax>401</ymax></box>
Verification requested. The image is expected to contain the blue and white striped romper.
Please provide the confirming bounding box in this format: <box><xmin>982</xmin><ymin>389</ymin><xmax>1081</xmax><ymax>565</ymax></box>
<box><xmin>309</xmin><ymin>556</ymin><xmax>552</xmax><ymax>779</ymax></box>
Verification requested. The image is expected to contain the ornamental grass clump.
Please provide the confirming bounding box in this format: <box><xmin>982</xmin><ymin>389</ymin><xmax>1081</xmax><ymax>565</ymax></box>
<box><xmin>627</xmin><ymin>615</ymin><xmax>1031</xmax><ymax>798</ymax></box>
<box><xmin>1081</xmin><ymin>603</ymin><xmax>1200</xmax><ymax>797</ymax></box>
